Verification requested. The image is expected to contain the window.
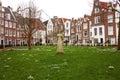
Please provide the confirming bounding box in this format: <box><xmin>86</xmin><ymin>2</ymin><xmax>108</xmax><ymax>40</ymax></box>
<box><xmin>5</xmin><ymin>14</ymin><xmax>10</xmax><ymax>20</ymax></box>
<box><xmin>19</xmin><ymin>32</ymin><xmax>22</xmax><ymax>37</ymax></box>
<box><xmin>108</xmin><ymin>15</ymin><xmax>113</xmax><ymax>23</ymax></box>
<box><xmin>95</xmin><ymin>2</ymin><xmax>98</xmax><ymax>6</ymax></box>
<box><xmin>9</xmin><ymin>22</ymin><xmax>12</xmax><ymax>28</ymax></box>
<box><xmin>80</xmin><ymin>26</ymin><xmax>82</xmax><ymax>31</ymax></box>
<box><xmin>71</xmin><ymin>28</ymin><xmax>74</xmax><ymax>33</ymax></box>
<box><xmin>13</xmin><ymin>23</ymin><xmax>16</xmax><ymax>28</ymax></box>
<box><xmin>94</xmin><ymin>28</ymin><xmax>97</xmax><ymax>35</ymax></box>
<box><xmin>66</xmin><ymin>30</ymin><xmax>69</xmax><ymax>35</ymax></box>
<box><xmin>108</xmin><ymin>26</ymin><xmax>113</xmax><ymax>35</ymax></box>
<box><xmin>90</xmin><ymin>32</ymin><xmax>92</xmax><ymax>36</ymax></box>
<box><xmin>84</xmin><ymin>39</ymin><xmax>88</xmax><ymax>43</ymax></box>
<box><xmin>12</xmin><ymin>31</ymin><xmax>16</xmax><ymax>36</ymax></box>
<box><xmin>99</xmin><ymin>27</ymin><xmax>102</xmax><ymax>35</ymax></box>
<box><xmin>66</xmin><ymin>23</ymin><xmax>68</xmax><ymax>27</ymax></box>
<box><xmin>5</xmin><ymin>21</ymin><xmax>8</xmax><ymax>27</ymax></box>
<box><xmin>5</xmin><ymin>38</ymin><xmax>8</xmax><ymax>45</ymax></box>
<box><xmin>76</xmin><ymin>25</ymin><xmax>80</xmax><ymax>32</ymax></box>
<box><xmin>48</xmin><ymin>24</ymin><xmax>52</xmax><ymax>29</ymax></box>
<box><xmin>5</xmin><ymin>29</ymin><xmax>8</xmax><ymax>36</ymax></box>
<box><xmin>84</xmin><ymin>18</ymin><xmax>87</xmax><ymax>22</ymax></box>
<box><xmin>95</xmin><ymin>8</ymin><xmax>99</xmax><ymax>13</ymax></box>
<box><xmin>84</xmin><ymin>31</ymin><xmax>88</xmax><ymax>37</ymax></box>
<box><xmin>1</xmin><ymin>20</ymin><xmax>4</xmax><ymax>25</ymax></box>
<box><xmin>47</xmin><ymin>25</ymin><xmax>50</xmax><ymax>29</ymax></box>
<box><xmin>9</xmin><ymin>30</ymin><xmax>12</xmax><ymax>36</ymax></box>
<box><xmin>108</xmin><ymin>7</ymin><xmax>112</xmax><ymax>12</ymax></box>
<box><xmin>94</xmin><ymin>38</ymin><xmax>98</xmax><ymax>43</ymax></box>
<box><xmin>47</xmin><ymin>31</ymin><xmax>50</xmax><ymax>35</ymax></box>
<box><xmin>76</xmin><ymin>26</ymin><xmax>78</xmax><ymax>32</ymax></box>
<box><xmin>1</xmin><ymin>27</ymin><xmax>4</xmax><ymax>34</ymax></box>
<box><xmin>94</xmin><ymin>16</ymin><xmax>100</xmax><ymax>24</ymax></box>
<box><xmin>2</xmin><ymin>13</ymin><xmax>4</xmax><ymax>18</ymax></box>
<box><xmin>12</xmin><ymin>39</ymin><xmax>15</xmax><ymax>45</ymax></box>
<box><xmin>17</xmin><ymin>31</ymin><xmax>19</xmax><ymax>37</ymax></box>
<box><xmin>0</xmin><ymin>13</ymin><xmax>1</xmax><ymax>17</ymax></box>
<box><xmin>111</xmin><ymin>38</ymin><xmax>115</xmax><ymax>44</ymax></box>
<box><xmin>83</xmin><ymin>23</ymin><xmax>88</xmax><ymax>29</ymax></box>
<box><xmin>0</xmin><ymin>20</ymin><xmax>2</xmax><ymax>25</ymax></box>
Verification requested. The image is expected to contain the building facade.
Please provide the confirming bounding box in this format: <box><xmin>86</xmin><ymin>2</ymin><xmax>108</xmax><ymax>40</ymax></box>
<box><xmin>0</xmin><ymin>1</ymin><xmax>46</xmax><ymax>48</ymax></box>
<box><xmin>91</xmin><ymin>0</ymin><xmax>117</xmax><ymax>46</ymax></box>
<box><xmin>0</xmin><ymin>1</ymin><xmax>18</xmax><ymax>48</ymax></box>
<box><xmin>0</xmin><ymin>0</ymin><xmax>120</xmax><ymax>47</ymax></box>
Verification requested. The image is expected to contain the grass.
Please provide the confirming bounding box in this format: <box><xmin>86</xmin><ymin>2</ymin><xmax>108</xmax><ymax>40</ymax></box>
<box><xmin>0</xmin><ymin>46</ymin><xmax>120</xmax><ymax>80</ymax></box>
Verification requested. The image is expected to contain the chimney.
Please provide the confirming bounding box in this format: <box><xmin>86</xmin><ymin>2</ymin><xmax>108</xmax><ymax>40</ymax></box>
<box><xmin>8</xmin><ymin>6</ymin><xmax>13</xmax><ymax>10</ymax></box>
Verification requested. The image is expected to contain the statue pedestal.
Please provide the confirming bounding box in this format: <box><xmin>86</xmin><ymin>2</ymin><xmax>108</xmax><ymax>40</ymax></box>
<box><xmin>57</xmin><ymin>33</ymin><xmax>64</xmax><ymax>54</ymax></box>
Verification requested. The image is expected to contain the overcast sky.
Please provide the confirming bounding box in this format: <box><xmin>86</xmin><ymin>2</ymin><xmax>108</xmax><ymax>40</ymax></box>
<box><xmin>2</xmin><ymin>0</ymin><xmax>109</xmax><ymax>19</ymax></box>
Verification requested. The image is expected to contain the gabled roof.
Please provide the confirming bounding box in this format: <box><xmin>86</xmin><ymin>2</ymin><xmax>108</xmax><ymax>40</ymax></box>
<box><xmin>84</xmin><ymin>15</ymin><xmax>92</xmax><ymax>21</ymax></box>
<box><xmin>99</xmin><ymin>1</ymin><xmax>117</xmax><ymax>9</ymax></box>
<box><xmin>53</xmin><ymin>16</ymin><xmax>71</xmax><ymax>24</ymax></box>
<box><xmin>62</xmin><ymin>18</ymin><xmax>71</xmax><ymax>23</ymax></box>
<box><xmin>28</xmin><ymin>18</ymin><xmax>46</xmax><ymax>31</ymax></box>
<box><xmin>36</xmin><ymin>19</ymin><xmax>46</xmax><ymax>30</ymax></box>
<box><xmin>14</xmin><ymin>12</ymin><xmax>45</xmax><ymax>31</ymax></box>
<box><xmin>43</xmin><ymin>20</ymin><xmax>48</xmax><ymax>26</ymax></box>
<box><xmin>3</xmin><ymin>6</ymin><xmax>16</xmax><ymax>21</ymax></box>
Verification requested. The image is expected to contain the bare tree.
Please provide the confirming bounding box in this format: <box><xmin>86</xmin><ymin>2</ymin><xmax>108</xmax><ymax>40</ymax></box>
<box><xmin>17</xmin><ymin>1</ymin><xmax>40</xmax><ymax>50</ymax></box>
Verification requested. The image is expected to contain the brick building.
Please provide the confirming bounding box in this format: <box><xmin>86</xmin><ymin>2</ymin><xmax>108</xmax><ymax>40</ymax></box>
<box><xmin>91</xmin><ymin>0</ymin><xmax>117</xmax><ymax>46</ymax></box>
<box><xmin>0</xmin><ymin>1</ymin><xmax>46</xmax><ymax>48</ymax></box>
<box><xmin>0</xmin><ymin>1</ymin><xmax>18</xmax><ymax>48</ymax></box>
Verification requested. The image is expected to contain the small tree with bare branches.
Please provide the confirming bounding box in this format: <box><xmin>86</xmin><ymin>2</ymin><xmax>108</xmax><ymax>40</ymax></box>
<box><xmin>17</xmin><ymin>1</ymin><xmax>41</xmax><ymax>50</ymax></box>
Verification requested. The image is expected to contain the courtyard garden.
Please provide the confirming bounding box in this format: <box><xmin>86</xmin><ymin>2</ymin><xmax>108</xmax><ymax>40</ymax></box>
<box><xmin>0</xmin><ymin>46</ymin><xmax>120</xmax><ymax>80</ymax></box>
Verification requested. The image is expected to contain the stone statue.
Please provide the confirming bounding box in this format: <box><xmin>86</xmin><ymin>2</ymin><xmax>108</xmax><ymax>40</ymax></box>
<box><xmin>56</xmin><ymin>32</ymin><xmax>64</xmax><ymax>54</ymax></box>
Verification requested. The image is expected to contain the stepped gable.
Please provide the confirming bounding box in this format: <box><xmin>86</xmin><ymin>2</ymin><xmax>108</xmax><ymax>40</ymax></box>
<box><xmin>99</xmin><ymin>1</ymin><xmax>117</xmax><ymax>9</ymax></box>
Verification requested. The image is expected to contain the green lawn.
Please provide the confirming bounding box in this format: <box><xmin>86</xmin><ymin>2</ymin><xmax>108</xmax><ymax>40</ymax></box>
<box><xmin>0</xmin><ymin>46</ymin><xmax>120</xmax><ymax>80</ymax></box>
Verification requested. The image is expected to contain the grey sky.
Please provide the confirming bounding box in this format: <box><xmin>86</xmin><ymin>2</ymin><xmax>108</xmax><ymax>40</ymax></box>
<box><xmin>1</xmin><ymin>0</ymin><xmax>108</xmax><ymax>19</ymax></box>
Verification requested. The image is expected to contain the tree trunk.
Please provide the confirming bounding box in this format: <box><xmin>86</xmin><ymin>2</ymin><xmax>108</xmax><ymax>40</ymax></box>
<box><xmin>117</xmin><ymin>16</ymin><xmax>120</xmax><ymax>50</ymax></box>
<box><xmin>28</xmin><ymin>34</ymin><xmax>32</xmax><ymax>50</ymax></box>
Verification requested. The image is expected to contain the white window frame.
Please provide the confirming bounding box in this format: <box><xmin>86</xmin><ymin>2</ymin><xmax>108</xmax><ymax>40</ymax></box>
<box><xmin>94</xmin><ymin>16</ymin><xmax>100</xmax><ymax>24</ymax></box>
<box><xmin>99</xmin><ymin>27</ymin><xmax>103</xmax><ymax>35</ymax></box>
<box><xmin>94</xmin><ymin>28</ymin><xmax>97</xmax><ymax>36</ymax></box>
<box><xmin>5</xmin><ymin>21</ymin><xmax>8</xmax><ymax>27</ymax></box>
<box><xmin>9</xmin><ymin>22</ymin><xmax>12</xmax><ymax>28</ymax></box>
<box><xmin>83</xmin><ymin>23</ymin><xmax>88</xmax><ymax>29</ymax></box>
<box><xmin>84</xmin><ymin>30</ymin><xmax>88</xmax><ymax>37</ymax></box>
<box><xmin>108</xmin><ymin>15</ymin><xmax>113</xmax><ymax>23</ymax></box>
<box><xmin>13</xmin><ymin>23</ymin><xmax>16</xmax><ymax>28</ymax></box>
<box><xmin>108</xmin><ymin>26</ymin><xmax>113</xmax><ymax>35</ymax></box>
<box><xmin>95</xmin><ymin>8</ymin><xmax>99</xmax><ymax>13</ymax></box>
